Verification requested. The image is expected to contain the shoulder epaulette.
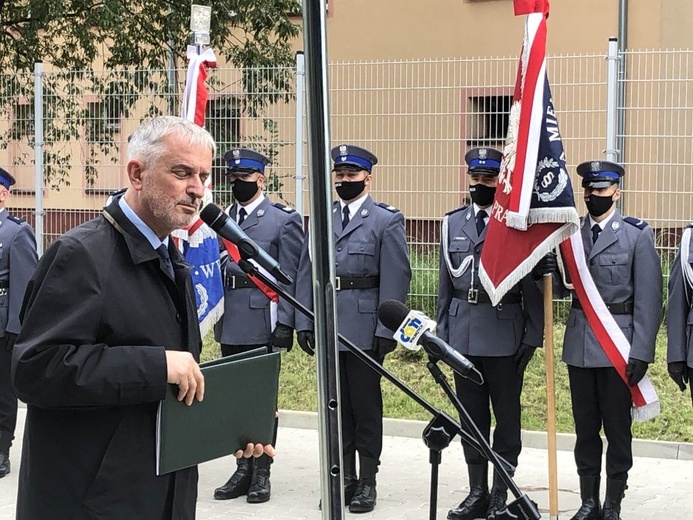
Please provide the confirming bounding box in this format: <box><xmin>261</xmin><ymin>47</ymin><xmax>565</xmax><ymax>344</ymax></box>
<box><xmin>623</xmin><ymin>216</ymin><xmax>649</xmax><ymax>230</ymax></box>
<box><xmin>272</xmin><ymin>202</ymin><xmax>295</xmax><ymax>213</ymax></box>
<box><xmin>375</xmin><ymin>201</ymin><xmax>399</xmax><ymax>213</ymax></box>
<box><xmin>7</xmin><ymin>215</ymin><xmax>25</xmax><ymax>224</ymax></box>
<box><xmin>445</xmin><ymin>205</ymin><xmax>469</xmax><ymax>217</ymax></box>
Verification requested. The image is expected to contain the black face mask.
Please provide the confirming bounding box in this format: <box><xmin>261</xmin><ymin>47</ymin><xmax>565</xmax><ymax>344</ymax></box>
<box><xmin>232</xmin><ymin>178</ymin><xmax>259</xmax><ymax>203</ymax></box>
<box><xmin>335</xmin><ymin>180</ymin><xmax>366</xmax><ymax>201</ymax></box>
<box><xmin>469</xmin><ymin>183</ymin><xmax>496</xmax><ymax>207</ymax></box>
<box><xmin>584</xmin><ymin>194</ymin><xmax>614</xmax><ymax>217</ymax></box>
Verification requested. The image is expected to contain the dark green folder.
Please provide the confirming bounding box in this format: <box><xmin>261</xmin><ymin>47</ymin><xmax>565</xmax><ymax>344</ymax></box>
<box><xmin>156</xmin><ymin>349</ymin><xmax>280</xmax><ymax>475</ymax></box>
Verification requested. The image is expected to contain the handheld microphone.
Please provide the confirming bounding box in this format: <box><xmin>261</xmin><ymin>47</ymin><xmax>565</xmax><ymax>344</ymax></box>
<box><xmin>378</xmin><ymin>300</ymin><xmax>484</xmax><ymax>385</ymax></box>
<box><xmin>199</xmin><ymin>203</ymin><xmax>293</xmax><ymax>285</ymax></box>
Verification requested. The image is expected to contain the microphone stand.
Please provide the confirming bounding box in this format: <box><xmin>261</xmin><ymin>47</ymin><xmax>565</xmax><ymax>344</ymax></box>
<box><xmin>235</xmin><ymin>255</ymin><xmax>537</xmax><ymax>520</ymax></box>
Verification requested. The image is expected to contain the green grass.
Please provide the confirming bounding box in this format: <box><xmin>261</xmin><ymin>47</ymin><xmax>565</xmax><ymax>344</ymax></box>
<box><xmin>201</xmin><ymin>324</ymin><xmax>693</xmax><ymax>443</ymax></box>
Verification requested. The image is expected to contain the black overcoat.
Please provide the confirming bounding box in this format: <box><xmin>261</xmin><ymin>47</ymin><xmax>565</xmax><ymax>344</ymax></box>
<box><xmin>12</xmin><ymin>198</ymin><xmax>202</xmax><ymax>520</ymax></box>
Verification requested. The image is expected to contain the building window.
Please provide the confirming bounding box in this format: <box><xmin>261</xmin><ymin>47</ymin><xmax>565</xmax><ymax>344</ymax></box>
<box><xmin>466</xmin><ymin>94</ymin><xmax>512</xmax><ymax>144</ymax></box>
<box><xmin>83</xmin><ymin>100</ymin><xmax>124</xmax><ymax>191</ymax></box>
<box><xmin>11</xmin><ymin>103</ymin><xmax>34</xmax><ymax>140</ymax></box>
<box><xmin>206</xmin><ymin>96</ymin><xmax>242</xmax><ymax>153</ymax></box>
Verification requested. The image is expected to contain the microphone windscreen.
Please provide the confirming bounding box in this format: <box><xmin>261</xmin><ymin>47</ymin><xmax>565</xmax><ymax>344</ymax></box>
<box><xmin>200</xmin><ymin>203</ymin><xmax>225</xmax><ymax>230</ymax></box>
<box><xmin>377</xmin><ymin>300</ymin><xmax>410</xmax><ymax>332</ymax></box>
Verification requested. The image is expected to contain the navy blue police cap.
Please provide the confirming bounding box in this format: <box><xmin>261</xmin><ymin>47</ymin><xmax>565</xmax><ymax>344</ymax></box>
<box><xmin>465</xmin><ymin>147</ymin><xmax>503</xmax><ymax>176</ymax></box>
<box><xmin>223</xmin><ymin>148</ymin><xmax>270</xmax><ymax>175</ymax></box>
<box><xmin>0</xmin><ymin>167</ymin><xmax>16</xmax><ymax>190</ymax></box>
<box><xmin>331</xmin><ymin>144</ymin><xmax>378</xmax><ymax>172</ymax></box>
<box><xmin>576</xmin><ymin>160</ymin><xmax>624</xmax><ymax>189</ymax></box>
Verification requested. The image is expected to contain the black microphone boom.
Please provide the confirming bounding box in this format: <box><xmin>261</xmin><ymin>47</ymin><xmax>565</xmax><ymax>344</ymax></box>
<box><xmin>378</xmin><ymin>300</ymin><xmax>484</xmax><ymax>385</ymax></box>
<box><xmin>199</xmin><ymin>203</ymin><xmax>293</xmax><ymax>285</ymax></box>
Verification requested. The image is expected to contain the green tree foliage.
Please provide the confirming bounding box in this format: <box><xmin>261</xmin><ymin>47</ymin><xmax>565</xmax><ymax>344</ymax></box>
<box><xmin>0</xmin><ymin>0</ymin><xmax>301</xmax><ymax>187</ymax></box>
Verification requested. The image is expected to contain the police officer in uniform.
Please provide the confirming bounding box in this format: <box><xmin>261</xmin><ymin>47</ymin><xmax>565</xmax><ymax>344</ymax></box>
<box><xmin>667</xmin><ymin>223</ymin><xmax>693</xmax><ymax>403</ymax></box>
<box><xmin>0</xmin><ymin>167</ymin><xmax>38</xmax><ymax>478</ymax></box>
<box><xmin>563</xmin><ymin>160</ymin><xmax>661</xmax><ymax>520</ymax></box>
<box><xmin>437</xmin><ymin>148</ymin><xmax>544</xmax><ymax>520</ymax></box>
<box><xmin>212</xmin><ymin>148</ymin><xmax>304</xmax><ymax>503</ymax></box>
<box><xmin>295</xmin><ymin>145</ymin><xmax>411</xmax><ymax>513</ymax></box>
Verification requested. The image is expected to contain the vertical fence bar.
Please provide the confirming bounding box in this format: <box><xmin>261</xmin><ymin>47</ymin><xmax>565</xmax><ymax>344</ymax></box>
<box><xmin>33</xmin><ymin>62</ymin><xmax>44</xmax><ymax>256</ymax></box>
<box><xmin>606</xmin><ymin>38</ymin><xmax>619</xmax><ymax>163</ymax></box>
<box><xmin>295</xmin><ymin>51</ymin><xmax>306</xmax><ymax>217</ymax></box>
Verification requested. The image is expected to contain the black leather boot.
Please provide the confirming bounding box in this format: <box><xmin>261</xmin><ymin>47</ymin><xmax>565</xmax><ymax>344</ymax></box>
<box><xmin>601</xmin><ymin>478</ymin><xmax>626</xmax><ymax>520</ymax></box>
<box><xmin>486</xmin><ymin>471</ymin><xmax>508</xmax><ymax>519</ymax></box>
<box><xmin>569</xmin><ymin>475</ymin><xmax>601</xmax><ymax>520</ymax></box>
<box><xmin>247</xmin><ymin>453</ymin><xmax>272</xmax><ymax>503</ymax></box>
<box><xmin>213</xmin><ymin>457</ymin><xmax>252</xmax><ymax>500</ymax></box>
<box><xmin>344</xmin><ymin>452</ymin><xmax>358</xmax><ymax>503</ymax></box>
<box><xmin>0</xmin><ymin>431</ymin><xmax>11</xmax><ymax>478</ymax></box>
<box><xmin>447</xmin><ymin>464</ymin><xmax>490</xmax><ymax>520</ymax></box>
<box><xmin>0</xmin><ymin>451</ymin><xmax>9</xmax><ymax>478</ymax></box>
<box><xmin>349</xmin><ymin>455</ymin><xmax>378</xmax><ymax>513</ymax></box>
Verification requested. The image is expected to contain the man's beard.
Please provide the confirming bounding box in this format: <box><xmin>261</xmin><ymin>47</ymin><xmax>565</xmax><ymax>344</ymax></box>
<box><xmin>142</xmin><ymin>175</ymin><xmax>200</xmax><ymax>233</ymax></box>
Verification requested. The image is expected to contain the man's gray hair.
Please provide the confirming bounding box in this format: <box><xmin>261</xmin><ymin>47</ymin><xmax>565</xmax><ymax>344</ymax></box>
<box><xmin>127</xmin><ymin>116</ymin><xmax>216</xmax><ymax>167</ymax></box>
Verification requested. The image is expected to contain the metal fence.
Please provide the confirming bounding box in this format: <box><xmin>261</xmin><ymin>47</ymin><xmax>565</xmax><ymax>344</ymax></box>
<box><xmin>2</xmin><ymin>45</ymin><xmax>693</xmax><ymax>315</ymax></box>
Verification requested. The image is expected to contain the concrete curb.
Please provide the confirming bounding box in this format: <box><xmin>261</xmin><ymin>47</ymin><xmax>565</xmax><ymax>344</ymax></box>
<box><xmin>278</xmin><ymin>409</ymin><xmax>693</xmax><ymax>461</ymax></box>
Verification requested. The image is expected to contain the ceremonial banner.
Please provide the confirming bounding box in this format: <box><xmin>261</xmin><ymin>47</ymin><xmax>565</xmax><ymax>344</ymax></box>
<box><xmin>478</xmin><ymin>0</ymin><xmax>579</xmax><ymax>305</ymax></box>
<box><xmin>172</xmin><ymin>46</ymin><xmax>224</xmax><ymax>338</ymax></box>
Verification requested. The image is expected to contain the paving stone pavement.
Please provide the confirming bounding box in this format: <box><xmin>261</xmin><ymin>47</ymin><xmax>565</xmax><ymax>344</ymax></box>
<box><xmin>1</xmin><ymin>407</ymin><xmax>692</xmax><ymax>519</ymax></box>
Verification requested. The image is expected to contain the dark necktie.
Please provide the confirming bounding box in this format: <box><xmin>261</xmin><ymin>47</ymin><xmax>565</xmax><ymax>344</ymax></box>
<box><xmin>591</xmin><ymin>223</ymin><xmax>601</xmax><ymax>244</ymax></box>
<box><xmin>156</xmin><ymin>244</ymin><xmax>174</xmax><ymax>279</ymax></box>
<box><xmin>238</xmin><ymin>207</ymin><xmax>247</xmax><ymax>226</ymax></box>
<box><xmin>476</xmin><ymin>209</ymin><xmax>488</xmax><ymax>236</ymax></box>
<box><xmin>342</xmin><ymin>205</ymin><xmax>350</xmax><ymax>230</ymax></box>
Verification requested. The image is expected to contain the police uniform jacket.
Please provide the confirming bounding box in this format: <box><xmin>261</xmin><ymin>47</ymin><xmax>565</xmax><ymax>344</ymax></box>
<box><xmin>562</xmin><ymin>211</ymin><xmax>662</xmax><ymax>368</ymax></box>
<box><xmin>295</xmin><ymin>195</ymin><xmax>411</xmax><ymax>350</ymax></box>
<box><xmin>0</xmin><ymin>210</ymin><xmax>38</xmax><ymax>337</ymax></box>
<box><xmin>436</xmin><ymin>205</ymin><xmax>543</xmax><ymax>356</ymax></box>
<box><xmin>666</xmin><ymin>224</ymin><xmax>693</xmax><ymax>368</ymax></box>
<box><xmin>215</xmin><ymin>196</ymin><xmax>304</xmax><ymax>346</ymax></box>
<box><xmin>12</xmin><ymin>198</ymin><xmax>201</xmax><ymax>520</ymax></box>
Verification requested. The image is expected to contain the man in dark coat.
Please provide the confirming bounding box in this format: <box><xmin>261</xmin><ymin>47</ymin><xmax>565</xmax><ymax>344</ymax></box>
<box><xmin>11</xmin><ymin>116</ymin><xmax>272</xmax><ymax>520</ymax></box>
<box><xmin>295</xmin><ymin>144</ymin><xmax>411</xmax><ymax>514</ymax></box>
<box><xmin>437</xmin><ymin>148</ymin><xmax>544</xmax><ymax>520</ymax></box>
<box><xmin>0</xmin><ymin>167</ymin><xmax>38</xmax><ymax>478</ymax></box>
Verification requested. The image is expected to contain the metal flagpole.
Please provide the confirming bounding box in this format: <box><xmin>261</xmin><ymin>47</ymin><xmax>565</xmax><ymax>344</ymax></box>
<box><xmin>301</xmin><ymin>1</ymin><xmax>344</xmax><ymax>519</ymax></box>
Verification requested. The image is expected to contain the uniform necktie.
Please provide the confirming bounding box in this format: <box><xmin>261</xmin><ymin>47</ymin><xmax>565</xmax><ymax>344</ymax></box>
<box><xmin>156</xmin><ymin>244</ymin><xmax>174</xmax><ymax>279</ymax></box>
<box><xmin>476</xmin><ymin>209</ymin><xmax>488</xmax><ymax>236</ymax></box>
<box><xmin>238</xmin><ymin>207</ymin><xmax>247</xmax><ymax>226</ymax></box>
<box><xmin>591</xmin><ymin>223</ymin><xmax>601</xmax><ymax>244</ymax></box>
<box><xmin>342</xmin><ymin>205</ymin><xmax>350</xmax><ymax>230</ymax></box>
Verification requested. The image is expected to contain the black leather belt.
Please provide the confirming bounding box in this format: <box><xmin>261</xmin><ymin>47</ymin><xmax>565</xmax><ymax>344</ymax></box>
<box><xmin>0</xmin><ymin>281</ymin><xmax>8</xmax><ymax>289</ymax></box>
<box><xmin>572</xmin><ymin>300</ymin><xmax>634</xmax><ymax>315</ymax></box>
<box><xmin>335</xmin><ymin>276</ymin><xmax>380</xmax><ymax>291</ymax></box>
<box><xmin>225</xmin><ymin>276</ymin><xmax>255</xmax><ymax>289</ymax></box>
<box><xmin>452</xmin><ymin>289</ymin><xmax>521</xmax><ymax>305</ymax></box>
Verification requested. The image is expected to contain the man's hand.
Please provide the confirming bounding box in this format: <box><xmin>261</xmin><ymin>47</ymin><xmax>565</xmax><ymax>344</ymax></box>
<box><xmin>513</xmin><ymin>343</ymin><xmax>537</xmax><ymax>374</ymax></box>
<box><xmin>625</xmin><ymin>358</ymin><xmax>649</xmax><ymax>387</ymax></box>
<box><xmin>235</xmin><ymin>442</ymin><xmax>276</xmax><ymax>459</ymax></box>
<box><xmin>668</xmin><ymin>361</ymin><xmax>689</xmax><ymax>392</ymax></box>
<box><xmin>165</xmin><ymin>351</ymin><xmax>205</xmax><ymax>406</ymax></box>
<box><xmin>297</xmin><ymin>331</ymin><xmax>315</xmax><ymax>356</ymax></box>
<box><xmin>373</xmin><ymin>337</ymin><xmax>397</xmax><ymax>359</ymax></box>
<box><xmin>270</xmin><ymin>324</ymin><xmax>294</xmax><ymax>351</ymax></box>
<box><xmin>532</xmin><ymin>252</ymin><xmax>558</xmax><ymax>280</ymax></box>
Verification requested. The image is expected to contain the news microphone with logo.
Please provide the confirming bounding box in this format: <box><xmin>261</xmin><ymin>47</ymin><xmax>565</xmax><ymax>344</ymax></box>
<box><xmin>378</xmin><ymin>300</ymin><xmax>484</xmax><ymax>385</ymax></box>
<box><xmin>199</xmin><ymin>203</ymin><xmax>292</xmax><ymax>285</ymax></box>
